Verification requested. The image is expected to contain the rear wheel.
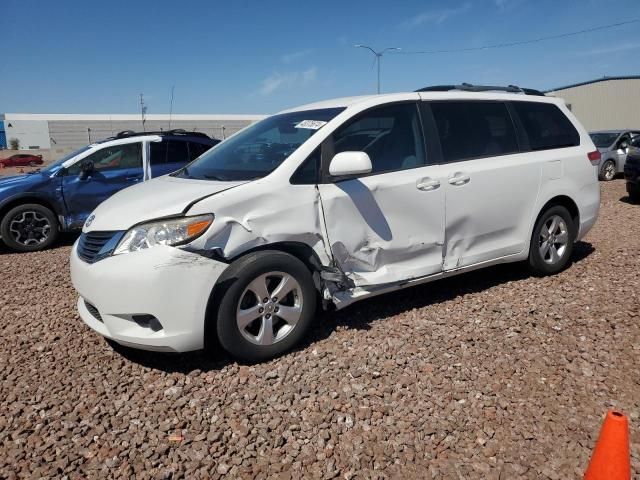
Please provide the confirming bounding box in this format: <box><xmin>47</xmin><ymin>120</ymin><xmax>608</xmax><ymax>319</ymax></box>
<box><xmin>214</xmin><ymin>250</ymin><xmax>317</xmax><ymax>363</ymax></box>
<box><xmin>599</xmin><ymin>160</ymin><xmax>616</xmax><ymax>181</ymax></box>
<box><xmin>0</xmin><ymin>203</ymin><xmax>59</xmax><ymax>252</ymax></box>
<box><xmin>528</xmin><ymin>205</ymin><xmax>575</xmax><ymax>276</ymax></box>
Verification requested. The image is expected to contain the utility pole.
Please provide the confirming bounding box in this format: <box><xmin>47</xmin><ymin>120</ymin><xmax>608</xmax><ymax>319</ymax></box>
<box><xmin>168</xmin><ymin>85</ymin><xmax>175</xmax><ymax>130</ymax></box>
<box><xmin>139</xmin><ymin>93</ymin><xmax>147</xmax><ymax>131</ymax></box>
<box><xmin>354</xmin><ymin>45</ymin><xmax>401</xmax><ymax>94</ymax></box>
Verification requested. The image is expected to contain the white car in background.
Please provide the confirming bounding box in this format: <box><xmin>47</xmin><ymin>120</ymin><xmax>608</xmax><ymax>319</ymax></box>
<box><xmin>70</xmin><ymin>84</ymin><xmax>600</xmax><ymax>362</ymax></box>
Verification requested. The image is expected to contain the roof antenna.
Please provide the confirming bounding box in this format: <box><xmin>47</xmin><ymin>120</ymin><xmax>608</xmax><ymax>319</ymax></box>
<box><xmin>168</xmin><ymin>85</ymin><xmax>175</xmax><ymax>130</ymax></box>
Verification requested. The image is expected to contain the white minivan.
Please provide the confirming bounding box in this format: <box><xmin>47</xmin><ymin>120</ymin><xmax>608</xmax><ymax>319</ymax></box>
<box><xmin>70</xmin><ymin>85</ymin><xmax>601</xmax><ymax>362</ymax></box>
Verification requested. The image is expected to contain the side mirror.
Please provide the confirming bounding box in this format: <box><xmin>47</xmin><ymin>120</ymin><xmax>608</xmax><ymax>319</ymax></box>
<box><xmin>78</xmin><ymin>160</ymin><xmax>94</xmax><ymax>180</ymax></box>
<box><xmin>619</xmin><ymin>142</ymin><xmax>629</xmax><ymax>151</ymax></box>
<box><xmin>329</xmin><ymin>151</ymin><xmax>372</xmax><ymax>177</ymax></box>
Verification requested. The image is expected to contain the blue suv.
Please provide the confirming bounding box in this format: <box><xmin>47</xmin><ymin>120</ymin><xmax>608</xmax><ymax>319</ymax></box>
<box><xmin>0</xmin><ymin>130</ymin><xmax>219</xmax><ymax>252</ymax></box>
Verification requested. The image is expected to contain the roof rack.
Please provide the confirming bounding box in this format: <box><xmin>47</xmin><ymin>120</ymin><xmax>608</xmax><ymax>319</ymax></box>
<box><xmin>112</xmin><ymin>129</ymin><xmax>211</xmax><ymax>139</ymax></box>
<box><xmin>416</xmin><ymin>83</ymin><xmax>545</xmax><ymax>96</ymax></box>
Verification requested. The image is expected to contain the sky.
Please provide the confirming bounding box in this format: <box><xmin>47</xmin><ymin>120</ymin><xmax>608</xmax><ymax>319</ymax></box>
<box><xmin>1</xmin><ymin>0</ymin><xmax>639</xmax><ymax>115</ymax></box>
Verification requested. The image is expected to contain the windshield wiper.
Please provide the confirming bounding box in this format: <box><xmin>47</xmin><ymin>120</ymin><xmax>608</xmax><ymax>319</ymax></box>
<box><xmin>203</xmin><ymin>174</ymin><xmax>226</xmax><ymax>181</ymax></box>
<box><xmin>174</xmin><ymin>166</ymin><xmax>193</xmax><ymax>178</ymax></box>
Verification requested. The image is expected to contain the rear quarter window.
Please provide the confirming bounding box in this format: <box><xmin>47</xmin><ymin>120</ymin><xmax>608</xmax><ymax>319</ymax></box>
<box><xmin>512</xmin><ymin>101</ymin><xmax>579</xmax><ymax>151</ymax></box>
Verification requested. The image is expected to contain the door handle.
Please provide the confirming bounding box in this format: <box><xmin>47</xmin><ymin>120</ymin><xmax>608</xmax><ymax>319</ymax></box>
<box><xmin>448</xmin><ymin>172</ymin><xmax>470</xmax><ymax>186</ymax></box>
<box><xmin>416</xmin><ymin>178</ymin><xmax>440</xmax><ymax>191</ymax></box>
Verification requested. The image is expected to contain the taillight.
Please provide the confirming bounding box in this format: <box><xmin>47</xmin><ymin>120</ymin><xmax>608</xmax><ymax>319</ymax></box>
<box><xmin>588</xmin><ymin>150</ymin><xmax>601</xmax><ymax>166</ymax></box>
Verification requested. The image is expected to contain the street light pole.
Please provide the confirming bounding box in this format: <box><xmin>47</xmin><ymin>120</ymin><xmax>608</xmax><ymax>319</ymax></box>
<box><xmin>354</xmin><ymin>45</ymin><xmax>401</xmax><ymax>94</ymax></box>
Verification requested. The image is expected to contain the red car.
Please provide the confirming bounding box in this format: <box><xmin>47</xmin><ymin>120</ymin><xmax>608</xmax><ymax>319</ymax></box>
<box><xmin>0</xmin><ymin>154</ymin><xmax>44</xmax><ymax>168</ymax></box>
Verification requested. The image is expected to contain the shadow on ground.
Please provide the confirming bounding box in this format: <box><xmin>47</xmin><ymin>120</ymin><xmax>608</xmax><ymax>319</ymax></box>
<box><xmin>0</xmin><ymin>232</ymin><xmax>78</xmax><ymax>255</ymax></box>
<box><xmin>111</xmin><ymin>241</ymin><xmax>595</xmax><ymax>373</ymax></box>
<box><xmin>619</xmin><ymin>195</ymin><xmax>639</xmax><ymax>205</ymax></box>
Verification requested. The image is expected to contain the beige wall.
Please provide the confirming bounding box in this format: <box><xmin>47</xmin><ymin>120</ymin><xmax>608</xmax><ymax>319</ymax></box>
<box><xmin>548</xmin><ymin>78</ymin><xmax>640</xmax><ymax>131</ymax></box>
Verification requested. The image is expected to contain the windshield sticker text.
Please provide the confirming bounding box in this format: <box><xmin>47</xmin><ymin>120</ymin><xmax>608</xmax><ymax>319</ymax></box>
<box><xmin>295</xmin><ymin>120</ymin><xmax>327</xmax><ymax>130</ymax></box>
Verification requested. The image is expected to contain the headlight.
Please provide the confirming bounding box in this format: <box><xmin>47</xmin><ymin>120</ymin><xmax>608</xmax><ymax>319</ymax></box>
<box><xmin>113</xmin><ymin>214</ymin><xmax>213</xmax><ymax>255</ymax></box>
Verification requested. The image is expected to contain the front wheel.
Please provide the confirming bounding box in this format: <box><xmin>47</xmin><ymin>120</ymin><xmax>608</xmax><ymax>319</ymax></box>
<box><xmin>0</xmin><ymin>203</ymin><xmax>59</xmax><ymax>252</ymax></box>
<box><xmin>599</xmin><ymin>160</ymin><xmax>616</xmax><ymax>181</ymax></box>
<box><xmin>528</xmin><ymin>205</ymin><xmax>575</xmax><ymax>276</ymax></box>
<box><xmin>214</xmin><ymin>250</ymin><xmax>317</xmax><ymax>362</ymax></box>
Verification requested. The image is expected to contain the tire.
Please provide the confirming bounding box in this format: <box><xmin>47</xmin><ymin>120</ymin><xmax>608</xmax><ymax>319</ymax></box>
<box><xmin>29</xmin><ymin>161</ymin><xmax>38</xmax><ymax>167</ymax></box>
<box><xmin>627</xmin><ymin>183</ymin><xmax>640</xmax><ymax>203</ymax></box>
<box><xmin>214</xmin><ymin>250</ymin><xmax>317</xmax><ymax>363</ymax></box>
<box><xmin>528</xmin><ymin>205</ymin><xmax>575</xmax><ymax>276</ymax></box>
<box><xmin>599</xmin><ymin>160</ymin><xmax>616</xmax><ymax>181</ymax></box>
<box><xmin>0</xmin><ymin>203</ymin><xmax>59</xmax><ymax>252</ymax></box>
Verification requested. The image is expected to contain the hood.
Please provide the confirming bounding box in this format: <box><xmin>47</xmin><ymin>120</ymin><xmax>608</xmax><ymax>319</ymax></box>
<box><xmin>85</xmin><ymin>175</ymin><xmax>248</xmax><ymax>232</ymax></box>
<box><xmin>0</xmin><ymin>173</ymin><xmax>41</xmax><ymax>188</ymax></box>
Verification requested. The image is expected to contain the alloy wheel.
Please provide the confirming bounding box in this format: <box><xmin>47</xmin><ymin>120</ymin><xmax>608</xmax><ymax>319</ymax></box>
<box><xmin>8</xmin><ymin>211</ymin><xmax>51</xmax><ymax>246</ymax></box>
<box><xmin>603</xmin><ymin>161</ymin><xmax>616</xmax><ymax>181</ymax></box>
<box><xmin>236</xmin><ymin>271</ymin><xmax>303</xmax><ymax>346</ymax></box>
<box><xmin>538</xmin><ymin>215</ymin><xmax>569</xmax><ymax>265</ymax></box>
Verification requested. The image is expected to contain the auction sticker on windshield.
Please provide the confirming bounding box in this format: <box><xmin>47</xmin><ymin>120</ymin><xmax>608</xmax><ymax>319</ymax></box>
<box><xmin>295</xmin><ymin>120</ymin><xmax>327</xmax><ymax>130</ymax></box>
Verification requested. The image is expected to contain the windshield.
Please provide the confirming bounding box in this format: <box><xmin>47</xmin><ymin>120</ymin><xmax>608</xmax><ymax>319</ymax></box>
<box><xmin>41</xmin><ymin>145</ymin><xmax>92</xmax><ymax>173</ymax></box>
<box><xmin>174</xmin><ymin>107</ymin><xmax>345</xmax><ymax>181</ymax></box>
<box><xmin>589</xmin><ymin>132</ymin><xmax>620</xmax><ymax>148</ymax></box>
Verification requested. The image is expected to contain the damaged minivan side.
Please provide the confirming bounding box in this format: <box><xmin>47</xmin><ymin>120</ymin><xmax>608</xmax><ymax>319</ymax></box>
<box><xmin>70</xmin><ymin>87</ymin><xmax>600</xmax><ymax>362</ymax></box>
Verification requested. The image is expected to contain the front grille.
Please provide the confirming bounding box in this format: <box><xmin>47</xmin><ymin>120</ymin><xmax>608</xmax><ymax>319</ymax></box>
<box><xmin>84</xmin><ymin>300</ymin><xmax>103</xmax><ymax>322</ymax></box>
<box><xmin>77</xmin><ymin>231</ymin><xmax>119</xmax><ymax>263</ymax></box>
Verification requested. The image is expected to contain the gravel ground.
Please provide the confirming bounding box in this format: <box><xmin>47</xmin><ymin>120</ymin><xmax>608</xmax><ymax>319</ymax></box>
<box><xmin>1</xmin><ymin>180</ymin><xmax>638</xmax><ymax>479</ymax></box>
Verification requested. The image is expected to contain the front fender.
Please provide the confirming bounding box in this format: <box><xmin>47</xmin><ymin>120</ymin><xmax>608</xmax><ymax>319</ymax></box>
<box><xmin>0</xmin><ymin>190</ymin><xmax>67</xmax><ymax>222</ymax></box>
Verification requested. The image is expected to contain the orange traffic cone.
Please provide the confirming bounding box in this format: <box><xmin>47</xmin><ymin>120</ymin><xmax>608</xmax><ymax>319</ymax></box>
<box><xmin>584</xmin><ymin>410</ymin><xmax>630</xmax><ymax>480</ymax></box>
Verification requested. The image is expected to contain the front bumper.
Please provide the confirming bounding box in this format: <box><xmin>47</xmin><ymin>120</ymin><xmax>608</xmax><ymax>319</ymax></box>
<box><xmin>70</xmin><ymin>241</ymin><xmax>228</xmax><ymax>352</ymax></box>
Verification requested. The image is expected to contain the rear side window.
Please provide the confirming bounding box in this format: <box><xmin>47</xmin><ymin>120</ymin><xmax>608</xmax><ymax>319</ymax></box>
<box><xmin>430</xmin><ymin>101</ymin><xmax>518</xmax><ymax>162</ymax></box>
<box><xmin>149</xmin><ymin>141</ymin><xmax>166</xmax><ymax>165</ymax></box>
<box><xmin>165</xmin><ymin>140</ymin><xmax>189</xmax><ymax>164</ymax></box>
<box><xmin>512</xmin><ymin>101</ymin><xmax>579</xmax><ymax>151</ymax></box>
<box><xmin>188</xmin><ymin>142</ymin><xmax>212</xmax><ymax>161</ymax></box>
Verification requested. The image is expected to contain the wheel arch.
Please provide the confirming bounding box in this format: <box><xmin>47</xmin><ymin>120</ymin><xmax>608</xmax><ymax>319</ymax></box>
<box><xmin>0</xmin><ymin>195</ymin><xmax>62</xmax><ymax>230</ymax></box>
<box><xmin>600</xmin><ymin>156</ymin><xmax>617</xmax><ymax>175</ymax></box>
<box><xmin>203</xmin><ymin>241</ymin><xmax>324</xmax><ymax>351</ymax></box>
<box><xmin>534</xmin><ymin>195</ymin><xmax>580</xmax><ymax>236</ymax></box>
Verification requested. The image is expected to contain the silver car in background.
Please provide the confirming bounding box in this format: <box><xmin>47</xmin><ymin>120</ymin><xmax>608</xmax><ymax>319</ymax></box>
<box><xmin>589</xmin><ymin>130</ymin><xmax>640</xmax><ymax>181</ymax></box>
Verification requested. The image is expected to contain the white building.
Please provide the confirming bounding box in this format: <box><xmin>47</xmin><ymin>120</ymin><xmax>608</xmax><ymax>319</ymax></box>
<box><xmin>546</xmin><ymin>75</ymin><xmax>640</xmax><ymax>131</ymax></box>
<box><xmin>0</xmin><ymin>113</ymin><xmax>265</xmax><ymax>156</ymax></box>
